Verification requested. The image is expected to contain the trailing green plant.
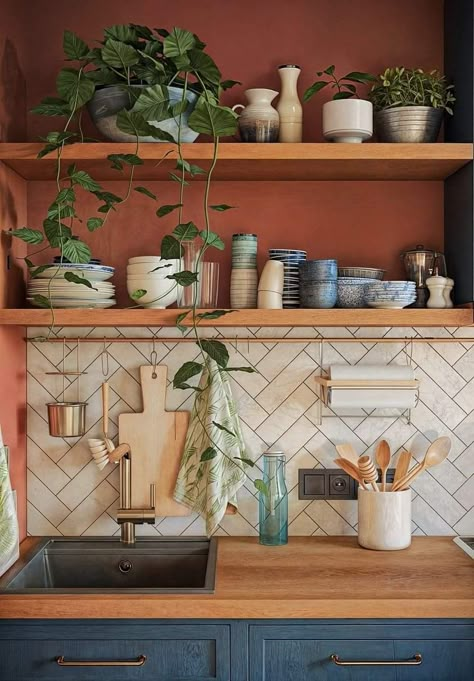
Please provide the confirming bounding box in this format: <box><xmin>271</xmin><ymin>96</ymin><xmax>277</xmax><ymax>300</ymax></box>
<box><xmin>368</xmin><ymin>67</ymin><xmax>455</xmax><ymax>114</ymax></box>
<box><xmin>9</xmin><ymin>23</ymin><xmax>267</xmax><ymax>502</ymax></box>
<box><xmin>304</xmin><ymin>65</ymin><xmax>376</xmax><ymax>102</ymax></box>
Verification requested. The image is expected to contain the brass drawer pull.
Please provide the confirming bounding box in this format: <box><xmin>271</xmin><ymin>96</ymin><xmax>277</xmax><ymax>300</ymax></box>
<box><xmin>56</xmin><ymin>654</ymin><xmax>146</xmax><ymax>667</ymax></box>
<box><xmin>331</xmin><ymin>653</ymin><xmax>422</xmax><ymax>666</ymax></box>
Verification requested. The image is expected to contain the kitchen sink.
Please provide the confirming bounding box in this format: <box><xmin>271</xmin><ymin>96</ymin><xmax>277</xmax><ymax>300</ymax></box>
<box><xmin>0</xmin><ymin>537</ymin><xmax>217</xmax><ymax>594</ymax></box>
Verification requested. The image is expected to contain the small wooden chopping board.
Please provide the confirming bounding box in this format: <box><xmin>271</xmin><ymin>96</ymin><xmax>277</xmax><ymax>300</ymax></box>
<box><xmin>118</xmin><ymin>365</ymin><xmax>190</xmax><ymax>517</ymax></box>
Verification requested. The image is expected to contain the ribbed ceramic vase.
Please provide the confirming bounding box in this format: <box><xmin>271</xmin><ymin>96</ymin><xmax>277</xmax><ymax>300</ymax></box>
<box><xmin>232</xmin><ymin>89</ymin><xmax>279</xmax><ymax>143</ymax></box>
<box><xmin>277</xmin><ymin>65</ymin><xmax>303</xmax><ymax>142</ymax></box>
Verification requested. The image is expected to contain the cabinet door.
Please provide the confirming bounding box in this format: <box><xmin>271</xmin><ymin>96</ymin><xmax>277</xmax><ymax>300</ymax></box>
<box><xmin>395</xmin><ymin>640</ymin><xmax>474</xmax><ymax>681</ymax></box>
<box><xmin>0</xmin><ymin>623</ymin><xmax>230</xmax><ymax>681</ymax></box>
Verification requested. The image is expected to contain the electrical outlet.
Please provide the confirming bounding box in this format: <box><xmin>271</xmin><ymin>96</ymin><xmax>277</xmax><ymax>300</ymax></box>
<box><xmin>298</xmin><ymin>467</ymin><xmax>397</xmax><ymax>500</ymax></box>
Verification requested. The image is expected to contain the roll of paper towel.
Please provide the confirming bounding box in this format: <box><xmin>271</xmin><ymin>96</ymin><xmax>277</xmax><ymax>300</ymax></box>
<box><xmin>328</xmin><ymin>365</ymin><xmax>417</xmax><ymax>409</ymax></box>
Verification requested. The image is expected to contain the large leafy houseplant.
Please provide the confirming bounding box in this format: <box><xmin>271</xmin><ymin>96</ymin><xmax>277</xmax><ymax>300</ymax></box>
<box><xmin>9</xmin><ymin>23</ymin><xmax>265</xmax><ymax>501</ymax></box>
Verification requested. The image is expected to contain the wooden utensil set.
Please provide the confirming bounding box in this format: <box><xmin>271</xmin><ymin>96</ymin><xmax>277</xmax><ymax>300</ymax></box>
<box><xmin>335</xmin><ymin>437</ymin><xmax>451</xmax><ymax>492</ymax></box>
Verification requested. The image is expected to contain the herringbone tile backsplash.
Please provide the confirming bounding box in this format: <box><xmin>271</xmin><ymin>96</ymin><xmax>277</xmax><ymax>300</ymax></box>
<box><xmin>26</xmin><ymin>325</ymin><xmax>474</xmax><ymax>537</ymax></box>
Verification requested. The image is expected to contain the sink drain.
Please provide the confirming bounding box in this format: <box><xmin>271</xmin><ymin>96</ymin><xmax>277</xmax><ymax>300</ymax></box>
<box><xmin>118</xmin><ymin>559</ymin><xmax>133</xmax><ymax>573</ymax></box>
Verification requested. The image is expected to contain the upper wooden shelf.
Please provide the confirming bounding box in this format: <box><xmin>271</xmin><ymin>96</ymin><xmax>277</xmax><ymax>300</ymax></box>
<box><xmin>0</xmin><ymin>143</ymin><xmax>471</xmax><ymax>181</ymax></box>
<box><xmin>0</xmin><ymin>307</ymin><xmax>471</xmax><ymax>327</ymax></box>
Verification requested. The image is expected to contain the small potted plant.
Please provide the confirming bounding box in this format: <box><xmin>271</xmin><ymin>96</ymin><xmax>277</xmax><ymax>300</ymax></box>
<box><xmin>304</xmin><ymin>65</ymin><xmax>376</xmax><ymax>143</ymax></box>
<box><xmin>369</xmin><ymin>67</ymin><xmax>455</xmax><ymax>142</ymax></box>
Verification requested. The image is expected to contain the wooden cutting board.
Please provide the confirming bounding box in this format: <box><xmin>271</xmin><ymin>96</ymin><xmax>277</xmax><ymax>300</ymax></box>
<box><xmin>118</xmin><ymin>365</ymin><xmax>190</xmax><ymax>517</ymax></box>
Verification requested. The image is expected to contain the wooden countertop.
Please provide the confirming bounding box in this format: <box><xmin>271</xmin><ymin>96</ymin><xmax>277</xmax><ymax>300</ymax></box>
<box><xmin>0</xmin><ymin>536</ymin><xmax>472</xmax><ymax>619</ymax></box>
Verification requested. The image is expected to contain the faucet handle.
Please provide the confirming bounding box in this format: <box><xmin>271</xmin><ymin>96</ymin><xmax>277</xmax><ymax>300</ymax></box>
<box><xmin>149</xmin><ymin>483</ymin><xmax>156</xmax><ymax>510</ymax></box>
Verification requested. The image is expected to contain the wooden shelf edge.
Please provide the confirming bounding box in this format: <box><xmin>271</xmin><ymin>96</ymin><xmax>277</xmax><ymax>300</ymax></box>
<box><xmin>0</xmin><ymin>307</ymin><xmax>472</xmax><ymax>327</ymax></box>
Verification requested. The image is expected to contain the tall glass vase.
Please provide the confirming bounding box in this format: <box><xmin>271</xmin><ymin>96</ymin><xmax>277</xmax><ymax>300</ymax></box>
<box><xmin>259</xmin><ymin>451</ymin><xmax>288</xmax><ymax>546</ymax></box>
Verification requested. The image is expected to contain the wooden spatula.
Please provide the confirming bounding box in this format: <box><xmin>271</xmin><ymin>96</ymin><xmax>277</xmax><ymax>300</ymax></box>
<box><xmin>393</xmin><ymin>450</ymin><xmax>412</xmax><ymax>487</ymax></box>
<box><xmin>335</xmin><ymin>443</ymin><xmax>359</xmax><ymax>465</ymax></box>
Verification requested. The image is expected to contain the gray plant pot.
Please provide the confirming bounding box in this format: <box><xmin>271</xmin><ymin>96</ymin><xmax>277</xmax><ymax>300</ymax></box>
<box><xmin>374</xmin><ymin>106</ymin><xmax>444</xmax><ymax>143</ymax></box>
<box><xmin>87</xmin><ymin>84</ymin><xmax>199</xmax><ymax>143</ymax></box>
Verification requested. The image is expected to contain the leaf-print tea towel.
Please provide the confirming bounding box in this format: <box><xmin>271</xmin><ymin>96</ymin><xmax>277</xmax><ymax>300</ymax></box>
<box><xmin>173</xmin><ymin>359</ymin><xmax>249</xmax><ymax>536</ymax></box>
<box><xmin>0</xmin><ymin>446</ymin><xmax>19</xmax><ymax>576</ymax></box>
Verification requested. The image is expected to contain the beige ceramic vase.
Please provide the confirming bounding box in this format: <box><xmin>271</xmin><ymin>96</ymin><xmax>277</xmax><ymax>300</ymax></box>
<box><xmin>277</xmin><ymin>65</ymin><xmax>303</xmax><ymax>142</ymax></box>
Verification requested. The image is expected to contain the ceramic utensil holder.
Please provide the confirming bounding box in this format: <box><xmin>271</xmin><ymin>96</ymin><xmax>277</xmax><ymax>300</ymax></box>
<box><xmin>358</xmin><ymin>485</ymin><xmax>411</xmax><ymax>551</ymax></box>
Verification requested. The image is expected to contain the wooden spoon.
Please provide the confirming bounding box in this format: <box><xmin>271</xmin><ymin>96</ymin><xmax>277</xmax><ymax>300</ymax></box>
<box><xmin>335</xmin><ymin>444</ymin><xmax>359</xmax><ymax>465</ymax></box>
<box><xmin>393</xmin><ymin>450</ymin><xmax>412</xmax><ymax>487</ymax></box>
<box><xmin>358</xmin><ymin>455</ymin><xmax>379</xmax><ymax>492</ymax></box>
<box><xmin>334</xmin><ymin>458</ymin><xmax>369</xmax><ymax>490</ymax></box>
<box><xmin>392</xmin><ymin>437</ymin><xmax>451</xmax><ymax>492</ymax></box>
<box><xmin>375</xmin><ymin>440</ymin><xmax>391</xmax><ymax>492</ymax></box>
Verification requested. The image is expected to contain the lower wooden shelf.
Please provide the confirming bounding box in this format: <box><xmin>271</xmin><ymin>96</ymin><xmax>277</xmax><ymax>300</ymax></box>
<box><xmin>0</xmin><ymin>307</ymin><xmax>471</xmax><ymax>327</ymax></box>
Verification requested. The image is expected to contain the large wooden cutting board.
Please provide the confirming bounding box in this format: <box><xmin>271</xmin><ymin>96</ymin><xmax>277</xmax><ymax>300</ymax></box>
<box><xmin>118</xmin><ymin>365</ymin><xmax>190</xmax><ymax>517</ymax></box>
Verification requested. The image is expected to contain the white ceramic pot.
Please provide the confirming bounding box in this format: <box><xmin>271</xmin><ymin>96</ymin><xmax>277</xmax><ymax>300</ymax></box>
<box><xmin>323</xmin><ymin>99</ymin><xmax>373</xmax><ymax>143</ymax></box>
<box><xmin>128</xmin><ymin>256</ymin><xmax>162</xmax><ymax>264</ymax></box>
<box><xmin>127</xmin><ymin>259</ymin><xmax>179</xmax><ymax>276</ymax></box>
<box><xmin>126</xmin><ymin>277</ymin><xmax>178</xmax><ymax>309</ymax></box>
<box><xmin>358</xmin><ymin>484</ymin><xmax>411</xmax><ymax>550</ymax></box>
<box><xmin>258</xmin><ymin>260</ymin><xmax>284</xmax><ymax>293</ymax></box>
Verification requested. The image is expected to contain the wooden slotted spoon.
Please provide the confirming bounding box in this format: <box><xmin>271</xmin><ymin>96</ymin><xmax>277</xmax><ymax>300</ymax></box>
<box><xmin>375</xmin><ymin>440</ymin><xmax>391</xmax><ymax>492</ymax></box>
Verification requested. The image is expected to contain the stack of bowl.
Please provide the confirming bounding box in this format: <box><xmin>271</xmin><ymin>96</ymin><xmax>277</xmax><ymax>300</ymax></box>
<box><xmin>257</xmin><ymin>260</ymin><xmax>284</xmax><ymax>309</ymax></box>
<box><xmin>336</xmin><ymin>277</ymin><xmax>374</xmax><ymax>308</ymax></box>
<box><xmin>126</xmin><ymin>256</ymin><xmax>180</xmax><ymax>308</ymax></box>
<box><xmin>268</xmin><ymin>249</ymin><xmax>307</xmax><ymax>308</ymax></box>
<box><xmin>299</xmin><ymin>259</ymin><xmax>337</xmax><ymax>308</ymax></box>
<box><xmin>365</xmin><ymin>281</ymin><xmax>417</xmax><ymax>308</ymax></box>
<box><xmin>230</xmin><ymin>234</ymin><xmax>258</xmax><ymax>308</ymax></box>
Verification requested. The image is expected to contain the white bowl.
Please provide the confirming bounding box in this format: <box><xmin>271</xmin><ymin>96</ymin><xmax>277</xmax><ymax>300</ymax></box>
<box><xmin>127</xmin><ymin>259</ymin><xmax>180</xmax><ymax>275</ymax></box>
<box><xmin>126</xmin><ymin>277</ymin><xmax>178</xmax><ymax>308</ymax></box>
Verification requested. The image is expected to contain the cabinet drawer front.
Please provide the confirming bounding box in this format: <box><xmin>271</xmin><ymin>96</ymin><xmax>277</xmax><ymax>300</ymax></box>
<box><xmin>0</xmin><ymin>627</ymin><xmax>230</xmax><ymax>681</ymax></box>
<box><xmin>395</xmin><ymin>640</ymin><xmax>474</xmax><ymax>681</ymax></box>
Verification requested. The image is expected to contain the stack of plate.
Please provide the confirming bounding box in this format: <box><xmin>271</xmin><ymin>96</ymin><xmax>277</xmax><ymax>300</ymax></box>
<box><xmin>268</xmin><ymin>249</ymin><xmax>307</xmax><ymax>308</ymax></box>
<box><xmin>365</xmin><ymin>281</ymin><xmax>417</xmax><ymax>309</ymax></box>
<box><xmin>27</xmin><ymin>262</ymin><xmax>116</xmax><ymax>308</ymax></box>
<box><xmin>230</xmin><ymin>234</ymin><xmax>258</xmax><ymax>308</ymax></box>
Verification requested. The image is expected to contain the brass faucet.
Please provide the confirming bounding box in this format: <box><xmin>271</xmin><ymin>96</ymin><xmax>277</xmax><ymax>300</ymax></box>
<box><xmin>113</xmin><ymin>447</ymin><xmax>156</xmax><ymax>544</ymax></box>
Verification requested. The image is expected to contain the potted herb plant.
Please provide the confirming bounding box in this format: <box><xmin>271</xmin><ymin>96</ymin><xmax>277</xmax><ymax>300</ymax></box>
<box><xmin>304</xmin><ymin>65</ymin><xmax>376</xmax><ymax>143</ymax></box>
<box><xmin>368</xmin><ymin>67</ymin><xmax>455</xmax><ymax>142</ymax></box>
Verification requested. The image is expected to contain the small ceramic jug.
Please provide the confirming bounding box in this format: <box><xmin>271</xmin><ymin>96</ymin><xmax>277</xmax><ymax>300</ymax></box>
<box><xmin>232</xmin><ymin>88</ymin><xmax>280</xmax><ymax>142</ymax></box>
<box><xmin>426</xmin><ymin>275</ymin><xmax>448</xmax><ymax>308</ymax></box>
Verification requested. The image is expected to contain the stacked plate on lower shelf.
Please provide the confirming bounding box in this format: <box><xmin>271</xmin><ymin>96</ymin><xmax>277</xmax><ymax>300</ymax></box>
<box><xmin>27</xmin><ymin>262</ymin><xmax>116</xmax><ymax>308</ymax></box>
<box><xmin>365</xmin><ymin>281</ymin><xmax>416</xmax><ymax>309</ymax></box>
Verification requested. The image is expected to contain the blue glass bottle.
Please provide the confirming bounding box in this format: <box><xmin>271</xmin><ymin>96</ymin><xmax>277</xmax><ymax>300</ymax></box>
<box><xmin>259</xmin><ymin>451</ymin><xmax>288</xmax><ymax>546</ymax></box>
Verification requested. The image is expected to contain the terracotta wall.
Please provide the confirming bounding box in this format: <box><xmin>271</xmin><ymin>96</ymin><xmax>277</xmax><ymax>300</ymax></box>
<box><xmin>0</xmin><ymin>0</ymin><xmax>28</xmax><ymax>538</ymax></box>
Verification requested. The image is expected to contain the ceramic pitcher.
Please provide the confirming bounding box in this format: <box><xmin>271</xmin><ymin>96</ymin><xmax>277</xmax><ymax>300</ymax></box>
<box><xmin>232</xmin><ymin>88</ymin><xmax>279</xmax><ymax>142</ymax></box>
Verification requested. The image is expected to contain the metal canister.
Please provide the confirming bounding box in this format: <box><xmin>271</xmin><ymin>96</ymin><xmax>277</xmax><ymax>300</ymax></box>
<box><xmin>47</xmin><ymin>402</ymin><xmax>87</xmax><ymax>437</ymax></box>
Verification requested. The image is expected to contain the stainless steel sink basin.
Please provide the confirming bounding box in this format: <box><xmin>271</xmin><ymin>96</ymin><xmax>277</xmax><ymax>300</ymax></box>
<box><xmin>0</xmin><ymin>537</ymin><xmax>217</xmax><ymax>594</ymax></box>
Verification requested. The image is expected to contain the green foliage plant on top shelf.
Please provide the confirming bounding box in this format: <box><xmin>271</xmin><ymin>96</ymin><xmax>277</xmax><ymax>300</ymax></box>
<box><xmin>8</xmin><ymin>23</ymin><xmax>265</xmax><ymax>506</ymax></box>
<box><xmin>303</xmin><ymin>65</ymin><xmax>376</xmax><ymax>144</ymax></box>
<box><xmin>368</xmin><ymin>67</ymin><xmax>455</xmax><ymax>143</ymax></box>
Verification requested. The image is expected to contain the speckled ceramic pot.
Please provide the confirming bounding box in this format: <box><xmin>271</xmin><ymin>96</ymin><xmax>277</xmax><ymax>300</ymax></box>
<box><xmin>232</xmin><ymin>89</ymin><xmax>280</xmax><ymax>142</ymax></box>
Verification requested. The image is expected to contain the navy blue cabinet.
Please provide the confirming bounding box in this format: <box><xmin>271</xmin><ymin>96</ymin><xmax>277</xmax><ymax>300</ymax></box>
<box><xmin>0</xmin><ymin>620</ymin><xmax>473</xmax><ymax>681</ymax></box>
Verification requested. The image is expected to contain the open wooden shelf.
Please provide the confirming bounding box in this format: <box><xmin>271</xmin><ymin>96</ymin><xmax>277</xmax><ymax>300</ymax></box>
<box><xmin>0</xmin><ymin>307</ymin><xmax>471</xmax><ymax>327</ymax></box>
<box><xmin>0</xmin><ymin>143</ymin><xmax>471</xmax><ymax>181</ymax></box>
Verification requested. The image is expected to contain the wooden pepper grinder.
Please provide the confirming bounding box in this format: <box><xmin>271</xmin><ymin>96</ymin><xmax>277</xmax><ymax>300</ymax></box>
<box><xmin>277</xmin><ymin>65</ymin><xmax>303</xmax><ymax>142</ymax></box>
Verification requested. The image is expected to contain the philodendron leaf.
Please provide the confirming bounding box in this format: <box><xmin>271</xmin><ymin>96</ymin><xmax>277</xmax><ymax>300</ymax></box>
<box><xmin>196</xmin><ymin>310</ymin><xmax>234</xmax><ymax>321</ymax></box>
<box><xmin>157</xmin><ymin>203</ymin><xmax>182</xmax><ymax>218</ymax></box>
<box><xmin>210</xmin><ymin>204</ymin><xmax>234</xmax><ymax>212</ymax></box>
<box><xmin>87</xmin><ymin>217</ymin><xmax>104</xmax><ymax>232</ymax></box>
<box><xmin>30</xmin><ymin>264</ymin><xmax>52</xmax><ymax>278</ymax></box>
<box><xmin>176</xmin><ymin>159</ymin><xmax>206</xmax><ymax>176</ymax></box>
<box><xmin>200</xmin><ymin>447</ymin><xmax>217</xmax><ymax>462</ymax></box>
<box><xmin>55</xmin><ymin>187</ymin><xmax>75</xmax><ymax>203</ymax></box>
<box><xmin>9</xmin><ymin>228</ymin><xmax>44</xmax><ymax>245</ymax></box>
<box><xmin>134</xmin><ymin>186</ymin><xmax>157</xmax><ymax>200</ymax></box>
<box><xmin>104</xmin><ymin>24</ymin><xmax>139</xmax><ymax>43</ymax></box>
<box><xmin>43</xmin><ymin>219</ymin><xmax>72</xmax><ymax>247</ymax></box>
<box><xmin>160</xmin><ymin>235</ymin><xmax>184</xmax><ymax>259</ymax></box>
<box><xmin>175</xmin><ymin>309</ymin><xmax>191</xmax><ymax>333</ymax></box>
<box><xmin>31</xmin><ymin>97</ymin><xmax>71</xmax><ymax>117</ymax></box>
<box><xmin>56</xmin><ymin>68</ymin><xmax>95</xmax><ymax>109</ymax></box>
<box><xmin>199</xmin><ymin>339</ymin><xmax>229</xmax><ymax>368</ymax></box>
<box><xmin>212</xmin><ymin>421</ymin><xmax>235</xmax><ymax>437</ymax></box>
<box><xmin>130</xmin><ymin>288</ymin><xmax>147</xmax><ymax>300</ymax></box>
<box><xmin>116</xmin><ymin>109</ymin><xmax>156</xmax><ymax>138</ymax></box>
<box><xmin>132</xmin><ymin>84</ymin><xmax>172</xmax><ymax>121</ymax></box>
<box><xmin>61</xmin><ymin>238</ymin><xmax>91</xmax><ymax>264</ymax></box>
<box><xmin>173</xmin><ymin>221</ymin><xmax>199</xmax><ymax>241</ymax></box>
<box><xmin>187</xmin><ymin>49</ymin><xmax>221</xmax><ymax>87</ymax></box>
<box><xmin>68</xmin><ymin>167</ymin><xmax>102</xmax><ymax>192</ymax></box>
<box><xmin>63</xmin><ymin>30</ymin><xmax>89</xmax><ymax>60</ymax></box>
<box><xmin>64</xmin><ymin>272</ymin><xmax>96</xmax><ymax>289</ymax></box>
<box><xmin>199</xmin><ymin>229</ymin><xmax>224</xmax><ymax>250</ymax></box>
<box><xmin>222</xmin><ymin>366</ymin><xmax>256</xmax><ymax>373</ymax></box>
<box><xmin>163</xmin><ymin>27</ymin><xmax>195</xmax><ymax>58</ymax></box>
<box><xmin>254</xmin><ymin>479</ymin><xmax>269</xmax><ymax>496</ymax></box>
<box><xmin>32</xmin><ymin>294</ymin><xmax>52</xmax><ymax>309</ymax></box>
<box><xmin>303</xmin><ymin>81</ymin><xmax>328</xmax><ymax>102</ymax></box>
<box><xmin>167</xmin><ymin>270</ymin><xmax>198</xmax><ymax>287</ymax></box>
<box><xmin>108</xmin><ymin>153</ymin><xmax>144</xmax><ymax>170</ymax></box>
<box><xmin>102</xmin><ymin>38</ymin><xmax>139</xmax><ymax>69</ymax></box>
<box><xmin>173</xmin><ymin>360</ymin><xmax>203</xmax><ymax>388</ymax></box>
<box><xmin>188</xmin><ymin>98</ymin><xmax>238</xmax><ymax>136</ymax></box>
<box><xmin>169</xmin><ymin>172</ymin><xmax>189</xmax><ymax>186</ymax></box>
<box><xmin>220</xmin><ymin>79</ymin><xmax>241</xmax><ymax>90</ymax></box>
<box><xmin>234</xmin><ymin>456</ymin><xmax>255</xmax><ymax>467</ymax></box>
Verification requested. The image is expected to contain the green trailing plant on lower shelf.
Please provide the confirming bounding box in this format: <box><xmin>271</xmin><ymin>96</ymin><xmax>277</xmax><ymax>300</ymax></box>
<box><xmin>304</xmin><ymin>64</ymin><xmax>376</xmax><ymax>102</ymax></box>
<box><xmin>8</xmin><ymin>22</ymin><xmax>266</xmax><ymax>502</ymax></box>
<box><xmin>368</xmin><ymin>67</ymin><xmax>455</xmax><ymax>114</ymax></box>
